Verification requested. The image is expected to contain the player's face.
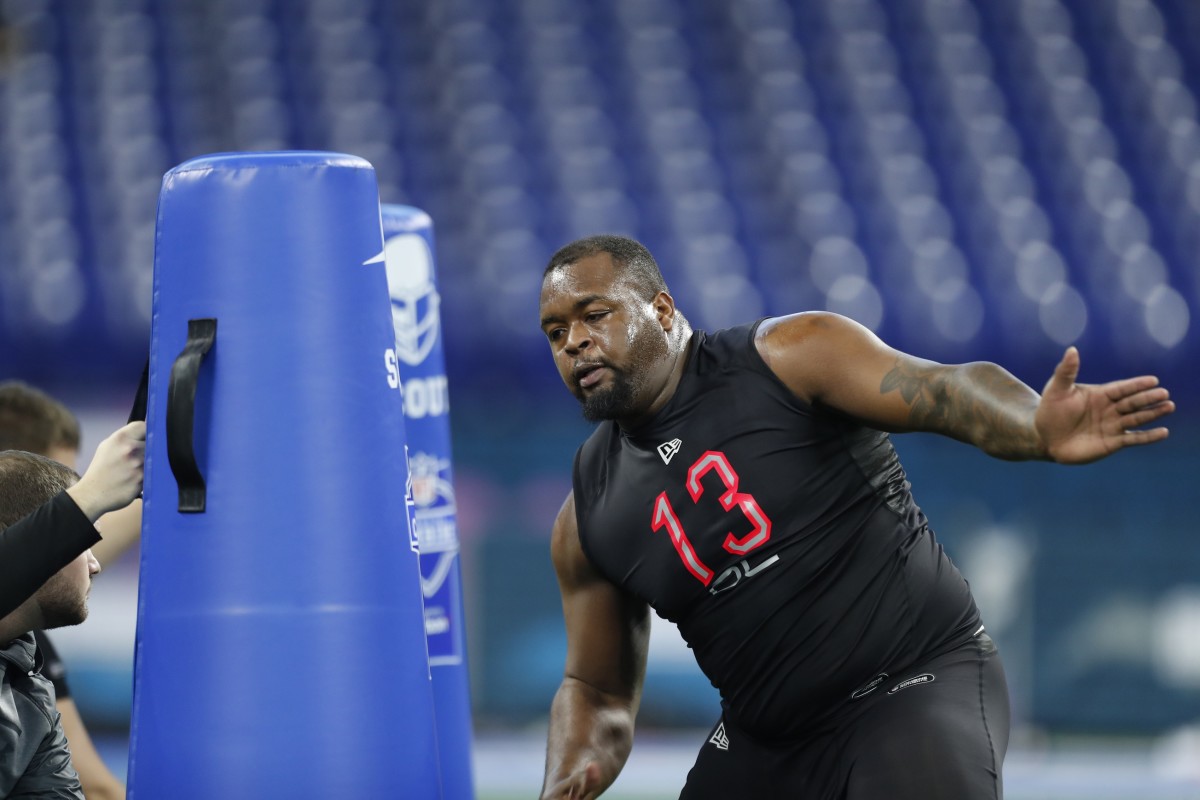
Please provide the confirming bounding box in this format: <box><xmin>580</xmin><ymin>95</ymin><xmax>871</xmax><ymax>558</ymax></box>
<box><xmin>540</xmin><ymin>252</ymin><xmax>670</xmax><ymax>422</ymax></box>
<box><xmin>36</xmin><ymin>548</ymin><xmax>100</xmax><ymax>629</ymax></box>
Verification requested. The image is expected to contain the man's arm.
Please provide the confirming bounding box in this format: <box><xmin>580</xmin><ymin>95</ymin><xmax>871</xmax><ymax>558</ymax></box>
<box><xmin>756</xmin><ymin>312</ymin><xmax>1173</xmax><ymax>462</ymax></box>
<box><xmin>7</xmin><ymin>711</ymin><xmax>83</xmax><ymax>799</ymax></box>
<box><xmin>29</xmin><ymin>633</ymin><xmax>124</xmax><ymax>798</ymax></box>
<box><xmin>0</xmin><ymin>421</ymin><xmax>145</xmax><ymax>620</ymax></box>
<box><xmin>56</xmin><ymin>699</ymin><xmax>125</xmax><ymax>800</ymax></box>
<box><xmin>541</xmin><ymin>493</ymin><xmax>650</xmax><ymax>800</ymax></box>
<box><xmin>67</xmin><ymin>420</ymin><xmax>145</xmax><ymax>568</ymax></box>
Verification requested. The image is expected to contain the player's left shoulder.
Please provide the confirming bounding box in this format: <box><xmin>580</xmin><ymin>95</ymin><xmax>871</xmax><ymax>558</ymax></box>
<box><xmin>754</xmin><ymin>312</ymin><xmax>870</xmax><ymax>403</ymax></box>
<box><xmin>757</xmin><ymin>311</ymin><xmax>885</xmax><ymax>363</ymax></box>
<box><xmin>753</xmin><ymin>312</ymin><xmax>829</xmax><ymax>371</ymax></box>
<box><xmin>755</xmin><ymin>311</ymin><xmax>846</xmax><ymax>348</ymax></box>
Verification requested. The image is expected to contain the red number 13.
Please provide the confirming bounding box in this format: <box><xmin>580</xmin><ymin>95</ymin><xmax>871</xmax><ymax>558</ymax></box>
<box><xmin>651</xmin><ymin>450</ymin><xmax>773</xmax><ymax>586</ymax></box>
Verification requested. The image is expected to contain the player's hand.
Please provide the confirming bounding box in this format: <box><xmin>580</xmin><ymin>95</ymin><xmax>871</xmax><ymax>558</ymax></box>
<box><xmin>1034</xmin><ymin>347</ymin><xmax>1174</xmax><ymax>464</ymax></box>
<box><xmin>540</xmin><ymin>762</ymin><xmax>605</xmax><ymax>800</ymax></box>
<box><xmin>67</xmin><ymin>421</ymin><xmax>146</xmax><ymax>520</ymax></box>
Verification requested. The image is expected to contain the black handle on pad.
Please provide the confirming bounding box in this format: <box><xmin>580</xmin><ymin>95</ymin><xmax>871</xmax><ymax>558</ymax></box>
<box><xmin>128</xmin><ymin>359</ymin><xmax>149</xmax><ymax>423</ymax></box>
<box><xmin>166</xmin><ymin>318</ymin><xmax>216</xmax><ymax>513</ymax></box>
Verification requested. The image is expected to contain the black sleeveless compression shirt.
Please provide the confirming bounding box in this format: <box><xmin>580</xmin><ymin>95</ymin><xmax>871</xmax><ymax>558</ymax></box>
<box><xmin>572</xmin><ymin>321</ymin><xmax>982</xmax><ymax>739</ymax></box>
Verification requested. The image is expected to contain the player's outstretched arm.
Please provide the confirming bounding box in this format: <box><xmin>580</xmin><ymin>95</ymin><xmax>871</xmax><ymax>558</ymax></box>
<box><xmin>756</xmin><ymin>313</ymin><xmax>1173</xmax><ymax>462</ymax></box>
<box><xmin>541</xmin><ymin>493</ymin><xmax>650</xmax><ymax>800</ymax></box>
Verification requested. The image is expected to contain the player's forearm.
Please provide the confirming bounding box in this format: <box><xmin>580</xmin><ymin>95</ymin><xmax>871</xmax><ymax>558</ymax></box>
<box><xmin>884</xmin><ymin>361</ymin><xmax>1047</xmax><ymax>460</ymax></box>
<box><xmin>58</xmin><ymin>699</ymin><xmax>126</xmax><ymax>800</ymax></box>
<box><xmin>541</xmin><ymin>679</ymin><xmax>636</xmax><ymax>799</ymax></box>
<box><xmin>80</xmin><ymin>773</ymin><xmax>126</xmax><ymax>800</ymax></box>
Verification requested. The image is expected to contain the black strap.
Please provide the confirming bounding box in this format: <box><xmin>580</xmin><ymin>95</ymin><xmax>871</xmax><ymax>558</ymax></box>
<box><xmin>166</xmin><ymin>319</ymin><xmax>216</xmax><ymax>513</ymax></box>
<box><xmin>128</xmin><ymin>358</ymin><xmax>149</xmax><ymax>423</ymax></box>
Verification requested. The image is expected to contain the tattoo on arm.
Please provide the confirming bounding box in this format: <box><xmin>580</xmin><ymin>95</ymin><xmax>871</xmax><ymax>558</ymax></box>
<box><xmin>879</xmin><ymin>360</ymin><xmax>952</xmax><ymax>431</ymax></box>
<box><xmin>879</xmin><ymin>359</ymin><xmax>1043</xmax><ymax>458</ymax></box>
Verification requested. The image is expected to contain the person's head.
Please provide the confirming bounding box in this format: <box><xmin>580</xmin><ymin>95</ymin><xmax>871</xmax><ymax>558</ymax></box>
<box><xmin>540</xmin><ymin>235</ymin><xmax>691</xmax><ymax>425</ymax></box>
<box><xmin>0</xmin><ymin>451</ymin><xmax>99</xmax><ymax>631</ymax></box>
<box><xmin>0</xmin><ymin>381</ymin><xmax>81</xmax><ymax>469</ymax></box>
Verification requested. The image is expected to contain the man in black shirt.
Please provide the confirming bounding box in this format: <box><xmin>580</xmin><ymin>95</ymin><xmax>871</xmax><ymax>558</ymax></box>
<box><xmin>0</xmin><ymin>441</ymin><xmax>141</xmax><ymax>798</ymax></box>
<box><xmin>536</xmin><ymin>235</ymin><xmax>1174</xmax><ymax>800</ymax></box>
<box><xmin>0</xmin><ymin>382</ymin><xmax>140</xmax><ymax>799</ymax></box>
<box><xmin>0</xmin><ymin>421</ymin><xmax>145</xmax><ymax>617</ymax></box>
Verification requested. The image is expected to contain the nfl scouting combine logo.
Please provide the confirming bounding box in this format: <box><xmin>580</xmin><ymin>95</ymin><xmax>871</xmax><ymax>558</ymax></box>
<box><xmin>409</xmin><ymin>451</ymin><xmax>458</xmax><ymax>572</ymax></box>
<box><xmin>385</xmin><ymin>233</ymin><xmax>441</xmax><ymax>366</ymax></box>
<box><xmin>410</xmin><ymin>451</ymin><xmax>454</xmax><ymax>509</ymax></box>
<box><xmin>409</xmin><ymin>449</ymin><xmax>461</xmax><ymax>663</ymax></box>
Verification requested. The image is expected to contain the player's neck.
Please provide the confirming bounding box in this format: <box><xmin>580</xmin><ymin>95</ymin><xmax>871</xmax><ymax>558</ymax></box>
<box><xmin>616</xmin><ymin>327</ymin><xmax>694</xmax><ymax>432</ymax></box>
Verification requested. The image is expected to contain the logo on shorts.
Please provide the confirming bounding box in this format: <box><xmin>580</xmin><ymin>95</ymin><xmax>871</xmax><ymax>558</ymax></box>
<box><xmin>657</xmin><ymin>438</ymin><xmax>682</xmax><ymax>464</ymax></box>
<box><xmin>849</xmin><ymin>673</ymin><xmax>889</xmax><ymax>700</ymax></box>
<box><xmin>888</xmin><ymin>673</ymin><xmax>935</xmax><ymax>694</ymax></box>
<box><xmin>709</xmin><ymin>722</ymin><xmax>730</xmax><ymax>751</ymax></box>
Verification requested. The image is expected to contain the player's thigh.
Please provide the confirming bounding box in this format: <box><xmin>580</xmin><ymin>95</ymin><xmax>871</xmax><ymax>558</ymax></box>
<box><xmin>844</xmin><ymin>640</ymin><xmax>1010</xmax><ymax>800</ymax></box>
<box><xmin>678</xmin><ymin>717</ymin><xmax>775</xmax><ymax>800</ymax></box>
<box><xmin>678</xmin><ymin>716</ymin><xmax>849</xmax><ymax>800</ymax></box>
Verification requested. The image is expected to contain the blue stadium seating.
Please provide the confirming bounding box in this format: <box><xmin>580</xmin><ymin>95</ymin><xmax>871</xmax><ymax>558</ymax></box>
<box><xmin>0</xmin><ymin>0</ymin><xmax>1196</xmax><ymax>395</ymax></box>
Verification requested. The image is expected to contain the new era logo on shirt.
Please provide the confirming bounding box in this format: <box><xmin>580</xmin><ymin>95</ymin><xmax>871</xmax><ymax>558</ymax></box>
<box><xmin>657</xmin><ymin>438</ymin><xmax>682</xmax><ymax>465</ymax></box>
<box><xmin>708</xmin><ymin>722</ymin><xmax>730</xmax><ymax>751</ymax></box>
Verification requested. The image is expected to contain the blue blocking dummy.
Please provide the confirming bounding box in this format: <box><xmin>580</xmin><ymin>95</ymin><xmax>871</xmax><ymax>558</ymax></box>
<box><xmin>381</xmin><ymin>205</ymin><xmax>475</xmax><ymax>800</ymax></box>
<box><xmin>130</xmin><ymin>153</ymin><xmax>441</xmax><ymax>799</ymax></box>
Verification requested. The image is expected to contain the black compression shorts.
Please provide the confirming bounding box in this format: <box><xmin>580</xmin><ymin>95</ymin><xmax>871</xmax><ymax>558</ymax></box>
<box><xmin>680</xmin><ymin>632</ymin><xmax>1009</xmax><ymax>800</ymax></box>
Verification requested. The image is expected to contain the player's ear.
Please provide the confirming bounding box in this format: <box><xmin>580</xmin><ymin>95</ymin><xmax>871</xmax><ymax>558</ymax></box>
<box><xmin>653</xmin><ymin>291</ymin><xmax>676</xmax><ymax>331</ymax></box>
